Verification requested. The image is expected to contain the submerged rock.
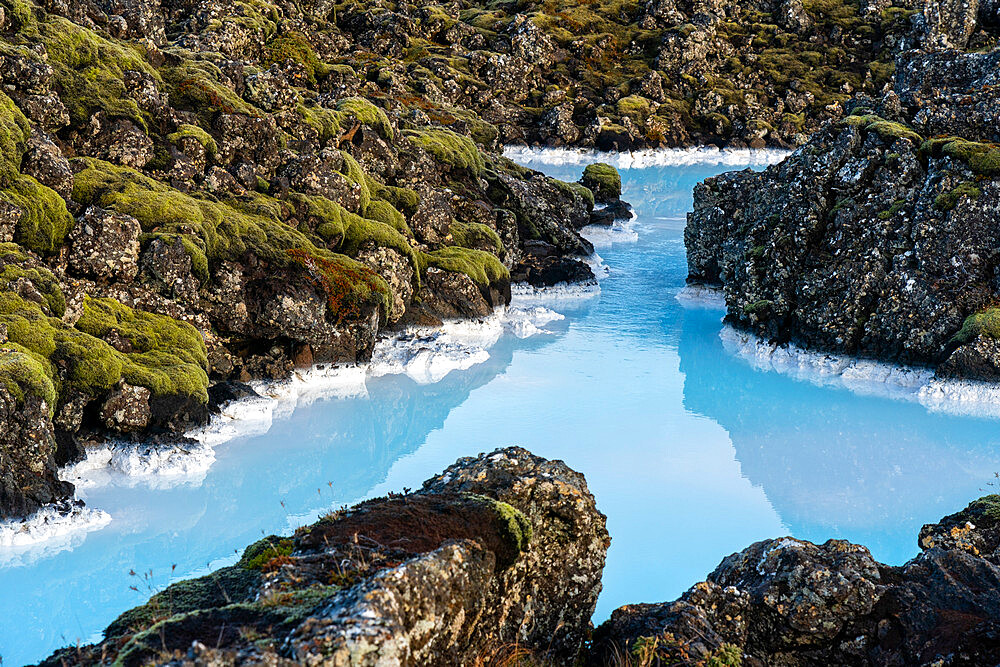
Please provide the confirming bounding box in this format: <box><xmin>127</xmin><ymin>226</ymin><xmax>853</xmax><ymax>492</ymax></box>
<box><xmin>41</xmin><ymin>447</ymin><xmax>610</xmax><ymax>666</ymax></box>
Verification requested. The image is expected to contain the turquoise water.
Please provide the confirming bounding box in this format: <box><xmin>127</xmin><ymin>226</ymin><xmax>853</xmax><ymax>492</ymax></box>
<box><xmin>4</xmin><ymin>151</ymin><xmax>1000</xmax><ymax>665</ymax></box>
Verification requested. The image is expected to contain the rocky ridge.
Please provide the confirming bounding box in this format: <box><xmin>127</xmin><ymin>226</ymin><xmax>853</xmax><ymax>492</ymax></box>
<box><xmin>40</xmin><ymin>447</ymin><xmax>611</xmax><ymax>666</ymax></box>
<box><xmin>286</xmin><ymin>0</ymin><xmax>994</xmax><ymax>150</ymax></box>
<box><xmin>685</xmin><ymin>45</ymin><xmax>1000</xmax><ymax>381</ymax></box>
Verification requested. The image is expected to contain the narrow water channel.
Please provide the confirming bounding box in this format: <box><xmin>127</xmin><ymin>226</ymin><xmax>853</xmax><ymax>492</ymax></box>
<box><xmin>3</xmin><ymin>149</ymin><xmax>999</xmax><ymax>666</ymax></box>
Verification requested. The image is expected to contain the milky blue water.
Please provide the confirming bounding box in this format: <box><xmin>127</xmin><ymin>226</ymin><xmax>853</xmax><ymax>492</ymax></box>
<box><xmin>4</xmin><ymin>151</ymin><xmax>1000</xmax><ymax>666</ymax></box>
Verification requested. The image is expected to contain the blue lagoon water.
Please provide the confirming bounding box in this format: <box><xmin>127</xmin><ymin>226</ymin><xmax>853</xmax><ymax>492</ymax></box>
<box><xmin>4</xmin><ymin>149</ymin><xmax>1000</xmax><ymax>665</ymax></box>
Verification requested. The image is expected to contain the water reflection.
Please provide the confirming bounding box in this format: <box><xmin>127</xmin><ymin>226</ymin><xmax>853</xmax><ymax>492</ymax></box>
<box><xmin>677</xmin><ymin>300</ymin><xmax>1000</xmax><ymax>564</ymax></box>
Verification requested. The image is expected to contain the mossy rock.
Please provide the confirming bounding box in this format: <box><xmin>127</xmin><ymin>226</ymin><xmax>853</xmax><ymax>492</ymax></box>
<box><xmin>264</xmin><ymin>31</ymin><xmax>331</xmax><ymax>84</ymax></box>
<box><xmin>0</xmin><ymin>90</ymin><xmax>30</xmax><ymax>183</ymax></box>
<box><xmin>418</xmin><ymin>246</ymin><xmax>508</xmax><ymax>288</ymax></box>
<box><xmin>922</xmin><ymin>137</ymin><xmax>1000</xmax><ymax>177</ymax></box>
<box><xmin>840</xmin><ymin>114</ymin><xmax>922</xmax><ymax>145</ymax></box>
<box><xmin>581</xmin><ymin>162</ymin><xmax>621</xmax><ymax>202</ymax></box>
<box><xmin>934</xmin><ymin>181</ymin><xmax>981</xmax><ymax>212</ymax></box>
<box><xmin>75</xmin><ymin>296</ymin><xmax>209</xmax><ymax>403</ymax></box>
<box><xmin>373</xmin><ymin>184</ymin><xmax>420</xmax><ymax>217</ymax></box>
<box><xmin>952</xmin><ymin>308</ymin><xmax>1000</xmax><ymax>345</ymax></box>
<box><xmin>552</xmin><ymin>178</ymin><xmax>595</xmax><ymax>209</ymax></box>
<box><xmin>294</xmin><ymin>192</ymin><xmax>417</xmax><ymax>268</ymax></box>
<box><xmin>167</xmin><ymin>124</ymin><xmax>218</xmax><ymax>161</ymax></box>
<box><xmin>463</xmin><ymin>493</ymin><xmax>532</xmax><ymax>556</ymax></box>
<box><xmin>404</xmin><ymin>127</ymin><xmax>485</xmax><ymax>176</ymax></box>
<box><xmin>34</xmin><ymin>16</ymin><xmax>161</xmax><ymax>130</ymax></box>
<box><xmin>238</xmin><ymin>535</ymin><xmax>294</xmax><ymax>570</ymax></box>
<box><xmin>0</xmin><ymin>288</ymin><xmax>210</xmax><ymax>415</ymax></box>
<box><xmin>939</xmin><ymin>495</ymin><xmax>1000</xmax><ymax>531</ymax></box>
<box><xmin>71</xmin><ymin>158</ymin><xmax>392</xmax><ymax>320</ymax></box>
<box><xmin>162</xmin><ymin>55</ymin><xmax>260</xmax><ymax>125</ymax></box>
<box><xmin>104</xmin><ymin>565</ymin><xmax>262</xmax><ymax>638</ymax></box>
<box><xmin>336</xmin><ymin>97</ymin><xmax>394</xmax><ymax>140</ymax></box>
<box><xmin>0</xmin><ymin>175</ymin><xmax>75</xmax><ymax>255</ymax></box>
<box><xmin>448</xmin><ymin>220</ymin><xmax>503</xmax><ymax>253</ymax></box>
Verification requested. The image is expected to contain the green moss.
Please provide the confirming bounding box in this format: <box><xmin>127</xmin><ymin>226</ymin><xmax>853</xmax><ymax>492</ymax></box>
<box><xmin>36</xmin><ymin>16</ymin><xmax>160</xmax><ymax>130</ymax></box>
<box><xmin>551</xmin><ymin>178</ymin><xmax>595</xmax><ymax>209</ymax></box>
<box><xmin>923</xmin><ymin>137</ymin><xmax>1000</xmax><ymax>177</ymax></box>
<box><xmin>0</xmin><ymin>344</ymin><xmax>56</xmax><ymax>409</ymax></box>
<box><xmin>706</xmin><ymin>643</ymin><xmax>743</xmax><ymax>667</ymax></box>
<box><xmin>952</xmin><ymin>308</ymin><xmax>1000</xmax><ymax>344</ymax></box>
<box><xmin>0</xmin><ymin>90</ymin><xmax>30</xmax><ymax>183</ymax></box>
<box><xmin>934</xmin><ymin>181</ymin><xmax>982</xmax><ymax>212</ymax></box>
<box><xmin>239</xmin><ymin>536</ymin><xmax>294</xmax><ymax>570</ymax></box>
<box><xmin>167</xmin><ymin>124</ymin><xmax>218</xmax><ymax>161</ymax></box>
<box><xmin>0</xmin><ymin>279</ymin><xmax>208</xmax><ymax>408</ymax></box>
<box><xmin>162</xmin><ymin>55</ymin><xmax>260</xmax><ymax>125</ymax></box>
<box><xmin>0</xmin><ymin>96</ymin><xmax>69</xmax><ymax>256</ymax></box>
<box><xmin>336</xmin><ymin>97</ymin><xmax>393</xmax><ymax>140</ymax></box>
<box><xmin>581</xmin><ymin>162</ymin><xmax>621</xmax><ymax>200</ymax></box>
<box><xmin>264</xmin><ymin>31</ymin><xmax>330</xmax><ymax>84</ymax></box>
<box><xmin>490</xmin><ymin>499</ymin><xmax>531</xmax><ymax>554</ymax></box>
<box><xmin>71</xmin><ymin>158</ymin><xmax>392</xmax><ymax>322</ymax></box>
<box><xmin>363</xmin><ymin>199</ymin><xmax>411</xmax><ymax>235</ymax></box>
<box><xmin>105</xmin><ymin>565</ymin><xmax>261</xmax><ymax>638</ymax></box>
<box><xmin>877</xmin><ymin>198</ymin><xmax>906</xmax><ymax>220</ymax></box>
<box><xmin>296</xmin><ymin>103</ymin><xmax>341</xmax><ymax>142</ymax></box>
<box><xmin>0</xmin><ymin>243</ymin><xmax>65</xmax><ymax>315</ymax></box>
<box><xmin>404</xmin><ymin>128</ymin><xmax>485</xmax><ymax>176</ymax></box>
<box><xmin>0</xmin><ymin>175</ymin><xmax>75</xmax><ymax>255</ymax></box>
<box><xmin>75</xmin><ymin>296</ymin><xmax>209</xmax><ymax>403</ymax></box>
<box><xmin>338</xmin><ymin>150</ymin><xmax>373</xmax><ymax>210</ymax></box>
<box><xmin>840</xmin><ymin>114</ymin><xmax>922</xmax><ymax>145</ymax></box>
<box><xmin>949</xmin><ymin>495</ymin><xmax>1000</xmax><ymax>529</ymax></box>
<box><xmin>743</xmin><ymin>299</ymin><xmax>774</xmax><ymax>315</ymax></box>
<box><xmin>448</xmin><ymin>220</ymin><xmax>502</xmax><ymax>252</ymax></box>
<box><xmin>374</xmin><ymin>184</ymin><xmax>420</xmax><ymax>216</ymax></box>
<box><xmin>616</xmin><ymin>94</ymin><xmax>651</xmax><ymax>122</ymax></box>
<box><xmin>418</xmin><ymin>246</ymin><xmax>508</xmax><ymax>287</ymax></box>
<box><xmin>2</xmin><ymin>0</ymin><xmax>34</xmax><ymax>30</ymax></box>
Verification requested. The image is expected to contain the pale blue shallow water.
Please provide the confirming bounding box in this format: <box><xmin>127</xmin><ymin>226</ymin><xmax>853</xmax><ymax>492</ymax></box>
<box><xmin>4</xmin><ymin>151</ymin><xmax>1000</xmax><ymax>665</ymax></box>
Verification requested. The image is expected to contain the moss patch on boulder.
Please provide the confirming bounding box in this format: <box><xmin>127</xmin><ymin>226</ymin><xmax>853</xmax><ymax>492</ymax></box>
<box><xmin>581</xmin><ymin>162</ymin><xmax>621</xmax><ymax>202</ymax></box>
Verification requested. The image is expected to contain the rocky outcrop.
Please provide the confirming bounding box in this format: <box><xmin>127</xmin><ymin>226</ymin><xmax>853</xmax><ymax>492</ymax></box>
<box><xmin>0</xmin><ymin>0</ymin><xmax>615</xmax><ymax>519</ymax></box>
<box><xmin>685</xmin><ymin>46</ymin><xmax>1000</xmax><ymax>375</ymax></box>
<box><xmin>593</xmin><ymin>495</ymin><xmax>1000</xmax><ymax>666</ymax></box>
<box><xmin>41</xmin><ymin>447</ymin><xmax>610</xmax><ymax>666</ymax></box>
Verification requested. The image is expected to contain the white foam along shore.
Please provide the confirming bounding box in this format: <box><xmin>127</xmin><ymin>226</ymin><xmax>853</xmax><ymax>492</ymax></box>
<box><xmin>675</xmin><ymin>284</ymin><xmax>1000</xmax><ymax>417</ymax></box>
<box><xmin>503</xmin><ymin>145</ymin><xmax>789</xmax><ymax>169</ymax></box>
<box><xmin>674</xmin><ymin>284</ymin><xmax>728</xmax><ymax>310</ymax></box>
<box><xmin>0</xmin><ymin>503</ymin><xmax>111</xmax><ymax>568</ymax></box>
<box><xmin>59</xmin><ymin>297</ymin><xmax>572</xmax><ymax>490</ymax></box>
<box><xmin>8</xmin><ymin>298</ymin><xmax>575</xmax><ymax>553</ymax></box>
<box><xmin>720</xmin><ymin>325</ymin><xmax>1000</xmax><ymax>418</ymax></box>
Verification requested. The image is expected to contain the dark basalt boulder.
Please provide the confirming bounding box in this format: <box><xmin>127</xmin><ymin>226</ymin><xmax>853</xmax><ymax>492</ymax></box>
<box><xmin>0</xmin><ymin>385</ymin><xmax>73</xmax><ymax>519</ymax></box>
<box><xmin>685</xmin><ymin>47</ymin><xmax>1000</xmax><ymax>375</ymax></box>
<box><xmin>593</xmin><ymin>496</ymin><xmax>1000</xmax><ymax>666</ymax></box>
<box><xmin>40</xmin><ymin>447</ymin><xmax>610</xmax><ymax>666</ymax></box>
<box><xmin>513</xmin><ymin>255</ymin><xmax>596</xmax><ymax>287</ymax></box>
